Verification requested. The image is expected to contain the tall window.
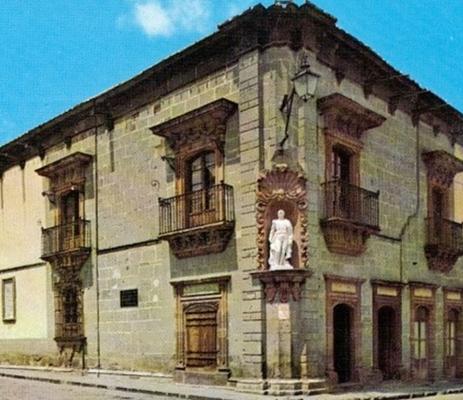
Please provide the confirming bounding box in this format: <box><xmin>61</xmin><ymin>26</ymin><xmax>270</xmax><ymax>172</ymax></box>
<box><xmin>446</xmin><ymin>309</ymin><xmax>458</xmax><ymax>358</ymax></box>
<box><xmin>61</xmin><ymin>191</ymin><xmax>80</xmax><ymax>224</ymax></box>
<box><xmin>63</xmin><ymin>287</ymin><xmax>78</xmax><ymax>324</ymax></box>
<box><xmin>187</xmin><ymin>152</ymin><xmax>216</xmax><ymax>215</ymax></box>
<box><xmin>331</xmin><ymin>147</ymin><xmax>351</xmax><ymax>182</ymax></box>
<box><xmin>188</xmin><ymin>152</ymin><xmax>216</xmax><ymax>193</ymax></box>
<box><xmin>414</xmin><ymin>306</ymin><xmax>429</xmax><ymax>361</ymax></box>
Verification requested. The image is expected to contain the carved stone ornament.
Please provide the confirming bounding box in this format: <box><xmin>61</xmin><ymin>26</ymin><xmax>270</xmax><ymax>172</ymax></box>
<box><xmin>167</xmin><ymin>225</ymin><xmax>234</xmax><ymax>259</ymax></box>
<box><xmin>253</xmin><ymin>163</ymin><xmax>310</xmax><ymax>303</ymax></box>
<box><xmin>256</xmin><ymin>165</ymin><xmax>308</xmax><ymax>270</ymax></box>
<box><xmin>425</xmin><ymin>246</ymin><xmax>462</xmax><ymax>274</ymax></box>
<box><xmin>251</xmin><ymin>269</ymin><xmax>312</xmax><ymax>303</ymax></box>
<box><xmin>318</xmin><ymin>93</ymin><xmax>386</xmax><ymax>142</ymax></box>
<box><xmin>422</xmin><ymin>150</ymin><xmax>463</xmax><ymax>189</ymax></box>
<box><xmin>36</xmin><ymin>152</ymin><xmax>92</xmax><ymax>195</ymax></box>
<box><xmin>150</xmin><ymin>98</ymin><xmax>237</xmax><ymax>154</ymax></box>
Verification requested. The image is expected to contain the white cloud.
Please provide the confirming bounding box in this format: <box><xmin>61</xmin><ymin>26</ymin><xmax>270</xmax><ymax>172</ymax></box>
<box><xmin>134</xmin><ymin>1</ymin><xmax>173</xmax><ymax>37</ymax></box>
<box><xmin>126</xmin><ymin>0</ymin><xmax>213</xmax><ymax>38</ymax></box>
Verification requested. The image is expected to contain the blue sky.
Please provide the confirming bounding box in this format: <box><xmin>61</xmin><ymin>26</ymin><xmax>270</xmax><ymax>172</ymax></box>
<box><xmin>0</xmin><ymin>0</ymin><xmax>462</xmax><ymax>145</ymax></box>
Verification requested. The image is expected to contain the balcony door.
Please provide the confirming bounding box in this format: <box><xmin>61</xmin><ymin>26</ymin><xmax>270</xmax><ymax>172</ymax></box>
<box><xmin>60</xmin><ymin>191</ymin><xmax>80</xmax><ymax>251</ymax></box>
<box><xmin>331</xmin><ymin>147</ymin><xmax>353</xmax><ymax>219</ymax></box>
<box><xmin>187</xmin><ymin>152</ymin><xmax>216</xmax><ymax>227</ymax></box>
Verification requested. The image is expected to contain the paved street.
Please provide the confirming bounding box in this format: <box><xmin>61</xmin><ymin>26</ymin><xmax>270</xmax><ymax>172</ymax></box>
<box><xmin>0</xmin><ymin>377</ymin><xmax>169</xmax><ymax>400</ymax></box>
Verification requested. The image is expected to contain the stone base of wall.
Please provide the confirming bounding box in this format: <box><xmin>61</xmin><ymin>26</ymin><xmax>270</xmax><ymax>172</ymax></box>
<box><xmin>174</xmin><ymin>369</ymin><xmax>230</xmax><ymax>386</ymax></box>
<box><xmin>234</xmin><ymin>378</ymin><xmax>328</xmax><ymax>396</ymax></box>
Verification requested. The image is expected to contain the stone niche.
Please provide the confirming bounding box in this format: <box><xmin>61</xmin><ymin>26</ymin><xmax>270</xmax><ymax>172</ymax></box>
<box><xmin>248</xmin><ymin>160</ymin><xmax>318</xmax><ymax>396</ymax></box>
<box><xmin>252</xmin><ymin>163</ymin><xmax>312</xmax><ymax>304</ymax></box>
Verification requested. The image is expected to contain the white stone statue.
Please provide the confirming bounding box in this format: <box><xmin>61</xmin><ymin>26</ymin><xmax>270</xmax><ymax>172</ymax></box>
<box><xmin>268</xmin><ymin>209</ymin><xmax>294</xmax><ymax>270</ymax></box>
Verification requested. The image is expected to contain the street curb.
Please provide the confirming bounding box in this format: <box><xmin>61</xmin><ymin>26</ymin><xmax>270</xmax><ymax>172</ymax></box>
<box><xmin>1</xmin><ymin>371</ymin><xmax>463</xmax><ymax>399</ymax></box>
<box><xmin>0</xmin><ymin>372</ymin><xmax>224</xmax><ymax>400</ymax></box>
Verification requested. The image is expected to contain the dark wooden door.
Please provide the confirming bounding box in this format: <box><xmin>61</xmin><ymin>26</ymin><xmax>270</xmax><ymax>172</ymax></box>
<box><xmin>185</xmin><ymin>304</ymin><xmax>218</xmax><ymax>368</ymax></box>
<box><xmin>333</xmin><ymin>304</ymin><xmax>352</xmax><ymax>383</ymax></box>
<box><xmin>378</xmin><ymin>306</ymin><xmax>396</xmax><ymax>380</ymax></box>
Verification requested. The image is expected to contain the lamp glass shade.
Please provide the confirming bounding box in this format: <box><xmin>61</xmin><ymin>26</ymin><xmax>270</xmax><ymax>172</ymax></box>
<box><xmin>292</xmin><ymin>68</ymin><xmax>320</xmax><ymax>101</ymax></box>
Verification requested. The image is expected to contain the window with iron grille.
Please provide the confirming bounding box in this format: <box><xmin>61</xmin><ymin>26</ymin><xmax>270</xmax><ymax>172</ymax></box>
<box><xmin>120</xmin><ymin>289</ymin><xmax>138</xmax><ymax>308</ymax></box>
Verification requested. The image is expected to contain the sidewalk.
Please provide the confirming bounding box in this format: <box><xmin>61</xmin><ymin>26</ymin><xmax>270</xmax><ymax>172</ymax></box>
<box><xmin>0</xmin><ymin>366</ymin><xmax>463</xmax><ymax>400</ymax></box>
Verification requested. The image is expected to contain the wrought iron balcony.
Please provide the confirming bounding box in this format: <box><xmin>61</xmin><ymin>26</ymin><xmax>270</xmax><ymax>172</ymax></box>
<box><xmin>321</xmin><ymin>180</ymin><xmax>379</xmax><ymax>228</ymax></box>
<box><xmin>320</xmin><ymin>180</ymin><xmax>380</xmax><ymax>256</ymax></box>
<box><xmin>159</xmin><ymin>183</ymin><xmax>235</xmax><ymax>258</ymax></box>
<box><xmin>41</xmin><ymin>219</ymin><xmax>91</xmax><ymax>261</ymax></box>
<box><xmin>425</xmin><ymin>217</ymin><xmax>463</xmax><ymax>272</ymax></box>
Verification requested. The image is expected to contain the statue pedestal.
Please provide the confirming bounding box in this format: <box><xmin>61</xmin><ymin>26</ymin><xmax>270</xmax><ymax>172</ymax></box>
<box><xmin>251</xmin><ymin>269</ymin><xmax>312</xmax><ymax>395</ymax></box>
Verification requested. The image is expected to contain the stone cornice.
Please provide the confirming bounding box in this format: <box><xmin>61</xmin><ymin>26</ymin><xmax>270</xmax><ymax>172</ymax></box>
<box><xmin>318</xmin><ymin>93</ymin><xmax>386</xmax><ymax>141</ymax></box>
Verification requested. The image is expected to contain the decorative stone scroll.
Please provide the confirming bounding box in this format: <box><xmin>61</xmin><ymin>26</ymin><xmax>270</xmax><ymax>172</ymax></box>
<box><xmin>256</xmin><ymin>165</ymin><xmax>308</xmax><ymax>270</ymax></box>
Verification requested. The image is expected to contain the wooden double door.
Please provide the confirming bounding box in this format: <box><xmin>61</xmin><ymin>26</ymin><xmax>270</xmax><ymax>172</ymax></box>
<box><xmin>184</xmin><ymin>303</ymin><xmax>218</xmax><ymax>368</ymax></box>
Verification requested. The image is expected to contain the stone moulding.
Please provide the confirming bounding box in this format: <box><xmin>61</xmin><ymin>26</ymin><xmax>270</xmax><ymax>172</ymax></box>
<box><xmin>256</xmin><ymin>165</ymin><xmax>308</xmax><ymax>270</ymax></box>
<box><xmin>317</xmin><ymin>93</ymin><xmax>386</xmax><ymax>141</ymax></box>
<box><xmin>251</xmin><ymin>269</ymin><xmax>312</xmax><ymax>303</ymax></box>
<box><xmin>422</xmin><ymin>150</ymin><xmax>463</xmax><ymax>189</ymax></box>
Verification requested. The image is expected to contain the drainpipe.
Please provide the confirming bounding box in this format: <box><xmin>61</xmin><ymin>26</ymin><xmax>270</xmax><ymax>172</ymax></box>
<box><xmin>399</xmin><ymin>122</ymin><xmax>421</xmax><ymax>283</ymax></box>
<box><xmin>93</xmin><ymin>101</ymin><xmax>102</xmax><ymax>375</ymax></box>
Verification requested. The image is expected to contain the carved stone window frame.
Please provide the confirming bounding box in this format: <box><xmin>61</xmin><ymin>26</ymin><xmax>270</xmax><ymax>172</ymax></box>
<box><xmin>150</xmin><ymin>99</ymin><xmax>237</xmax><ymax>196</ymax></box>
<box><xmin>318</xmin><ymin>93</ymin><xmax>386</xmax><ymax>185</ymax></box>
<box><xmin>36</xmin><ymin>152</ymin><xmax>92</xmax><ymax>227</ymax></box>
<box><xmin>324</xmin><ymin>274</ymin><xmax>365</xmax><ymax>384</ymax></box>
<box><xmin>409</xmin><ymin>282</ymin><xmax>437</xmax><ymax>381</ymax></box>
<box><xmin>171</xmin><ymin>276</ymin><xmax>230</xmax><ymax>375</ymax></box>
<box><xmin>422</xmin><ymin>150</ymin><xmax>463</xmax><ymax>272</ymax></box>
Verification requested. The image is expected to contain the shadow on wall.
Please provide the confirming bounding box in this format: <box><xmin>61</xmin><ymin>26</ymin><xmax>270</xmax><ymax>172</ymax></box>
<box><xmin>81</xmin><ymin>258</ymin><xmax>94</xmax><ymax>289</ymax></box>
<box><xmin>169</xmin><ymin>235</ymin><xmax>238</xmax><ymax>279</ymax></box>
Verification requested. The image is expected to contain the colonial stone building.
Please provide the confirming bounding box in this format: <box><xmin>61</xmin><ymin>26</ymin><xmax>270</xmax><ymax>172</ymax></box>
<box><xmin>0</xmin><ymin>1</ymin><xmax>463</xmax><ymax>395</ymax></box>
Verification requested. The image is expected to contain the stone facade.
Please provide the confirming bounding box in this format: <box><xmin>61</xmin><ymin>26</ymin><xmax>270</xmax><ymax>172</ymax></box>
<box><xmin>0</xmin><ymin>2</ymin><xmax>463</xmax><ymax>395</ymax></box>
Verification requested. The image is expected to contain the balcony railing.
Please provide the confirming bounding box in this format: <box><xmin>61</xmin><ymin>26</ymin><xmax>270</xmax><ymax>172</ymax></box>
<box><xmin>426</xmin><ymin>217</ymin><xmax>463</xmax><ymax>254</ymax></box>
<box><xmin>159</xmin><ymin>183</ymin><xmax>234</xmax><ymax>236</ymax></box>
<box><xmin>321</xmin><ymin>180</ymin><xmax>380</xmax><ymax>228</ymax></box>
<box><xmin>42</xmin><ymin>219</ymin><xmax>91</xmax><ymax>258</ymax></box>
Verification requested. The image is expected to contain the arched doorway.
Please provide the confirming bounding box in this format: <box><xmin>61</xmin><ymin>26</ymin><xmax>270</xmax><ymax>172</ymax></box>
<box><xmin>333</xmin><ymin>304</ymin><xmax>353</xmax><ymax>383</ymax></box>
<box><xmin>377</xmin><ymin>306</ymin><xmax>396</xmax><ymax>379</ymax></box>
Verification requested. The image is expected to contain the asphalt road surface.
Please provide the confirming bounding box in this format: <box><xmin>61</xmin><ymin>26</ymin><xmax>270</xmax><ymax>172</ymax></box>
<box><xmin>0</xmin><ymin>377</ymin><xmax>170</xmax><ymax>400</ymax></box>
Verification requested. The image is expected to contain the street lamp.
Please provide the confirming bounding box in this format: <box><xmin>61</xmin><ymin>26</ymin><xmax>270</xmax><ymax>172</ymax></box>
<box><xmin>279</xmin><ymin>59</ymin><xmax>320</xmax><ymax>150</ymax></box>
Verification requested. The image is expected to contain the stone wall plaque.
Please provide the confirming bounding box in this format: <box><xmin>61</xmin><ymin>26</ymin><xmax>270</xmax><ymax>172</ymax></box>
<box><xmin>183</xmin><ymin>283</ymin><xmax>220</xmax><ymax>296</ymax></box>
<box><xmin>377</xmin><ymin>286</ymin><xmax>398</xmax><ymax>297</ymax></box>
<box><xmin>446</xmin><ymin>291</ymin><xmax>462</xmax><ymax>301</ymax></box>
<box><xmin>331</xmin><ymin>281</ymin><xmax>356</xmax><ymax>294</ymax></box>
<box><xmin>414</xmin><ymin>288</ymin><xmax>433</xmax><ymax>298</ymax></box>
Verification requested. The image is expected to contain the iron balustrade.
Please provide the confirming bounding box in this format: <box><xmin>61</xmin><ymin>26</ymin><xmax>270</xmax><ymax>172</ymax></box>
<box><xmin>159</xmin><ymin>183</ymin><xmax>234</xmax><ymax>235</ymax></box>
<box><xmin>42</xmin><ymin>219</ymin><xmax>91</xmax><ymax>257</ymax></box>
<box><xmin>322</xmin><ymin>180</ymin><xmax>380</xmax><ymax>228</ymax></box>
<box><xmin>426</xmin><ymin>217</ymin><xmax>463</xmax><ymax>253</ymax></box>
